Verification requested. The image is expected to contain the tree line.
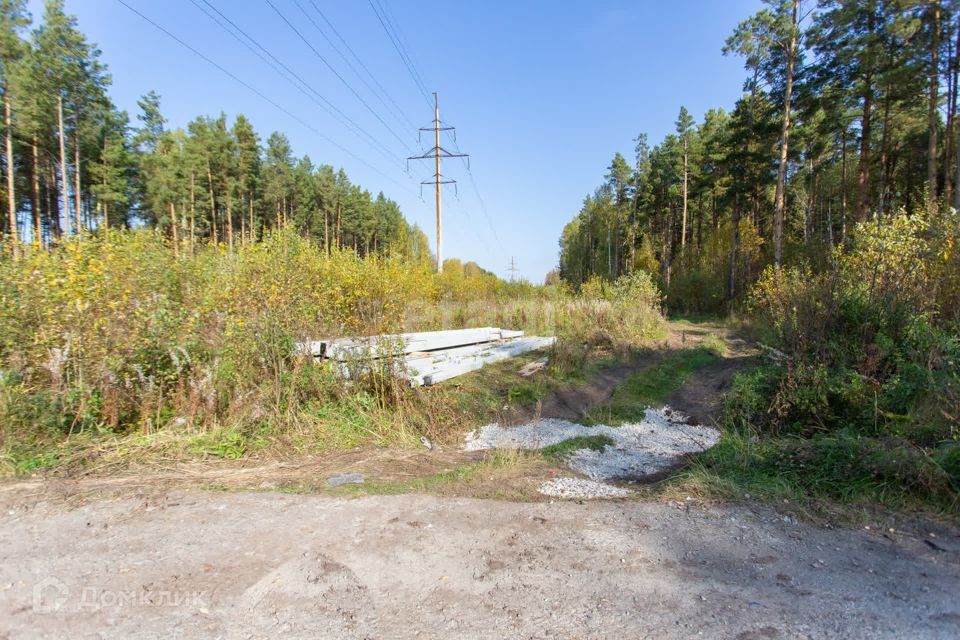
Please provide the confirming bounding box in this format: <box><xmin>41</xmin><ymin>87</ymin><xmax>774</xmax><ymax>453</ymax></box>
<box><xmin>0</xmin><ymin>0</ymin><xmax>431</xmax><ymax>261</ymax></box>
<box><xmin>559</xmin><ymin>0</ymin><xmax>957</xmax><ymax>312</ymax></box>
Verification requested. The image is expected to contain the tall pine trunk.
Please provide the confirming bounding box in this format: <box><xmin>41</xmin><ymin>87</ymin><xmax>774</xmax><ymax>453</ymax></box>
<box><xmin>56</xmin><ymin>95</ymin><xmax>69</xmax><ymax>237</ymax></box>
<box><xmin>48</xmin><ymin>163</ymin><xmax>59</xmax><ymax>236</ymax></box>
<box><xmin>240</xmin><ymin>194</ymin><xmax>246</xmax><ymax>246</ymax></box>
<box><xmin>731</xmin><ymin>68</ymin><xmax>758</xmax><ymax>299</ymax></box>
<box><xmin>206</xmin><ymin>160</ymin><xmax>217</xmax><ymax>245</ymax></box>
<box><xmin>662</xmin><ymin>207</ymin><xmax>674</xmax><ymax>289</ymax></box>
<box><xmin>954</xmin><ymin>15</ymin><xmax>960</xmax><ymax>211</ymax></box>
<box><xmin>927</xmin><ymin>0</ymin><xmax>941</xmax><ymax>215</ymax></box>
<box><xmin>729</xmin><ymin>196</ymin><xmax>741</xmax><ymax>299</ymax></box>
<box><xmin>856</xmin><ymin>11</ymin><xmax>877</xmax><ymax>222</ymax></box>
<box><xmin>840</xmin><ymin>128</ymin><xmax>848</xmax><ymax>243</ymax></box>
<box><xmin>681</xmin><ymin>137</ymin><xmax>688</xmax><ymax>253</ymax></box>
<box><xmin>878</xmin><ymin>75</ymin><xmax>892</xmax><ymax>215</ymax></box>
<box><xmin>169</xmin><ymin>201</ymin><xmax>178</xmax><ymax>257</ymax></box>
<box><xmin>73</xmin><ymin>127</ymin><xmax>82</xmax><ymax>234</ymax></box>
<box><xmin>226</xmin><ymin>192</ymin><xmax>233</xmax><ymax>249</ymax></box>
<box><xmin>856</xmin><ymin>80</ymin><xmax>873</xmax><ymax>221</ymax></box>
<box><xmin>100</xmin><ymin>136</ymin><xmax>109</xmax><ymax>231</ymax></box>
<box><xmin>773</xmin><ymin>0</ymin><xmax>798</xmax><ymax>267</ymax></box>
<box><xmin>4</xmin><ymin>88</ymin><xmax>17</xmax><ymax>258</ymax></box>
<box><xmin>30</xmin><ymin>141</ymin><xmax>41</xmax><ymax>247</ymax></box>
<box><xmin>189</xmin><ymin>171</ymin><xmax>196</xmax><ymax>254</ymax></box>
<box><xmin>945</xmin><ymin>18</ymin><xmax>959</xmax><ymax>205</ymax></box>
<box><xmin>613</xmin><ymin>209</ymin><xmax>620</xmax><ymax>278</ymax></box>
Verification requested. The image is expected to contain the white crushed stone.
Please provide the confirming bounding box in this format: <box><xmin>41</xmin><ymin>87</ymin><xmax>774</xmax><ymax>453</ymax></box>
<box><xmin>464</xmin><ymin>408</ymin><xmax>720</xmax><ymax>481</ymax></box>
<box><xmin>538</xmin><ymin>477</ymin><xmax>632</xmax><ymax>499</ymax></box>
<box><xmin>463</xmin><ymin>407</ymin><xmax>721</xmax><ymax>499</ymax></box>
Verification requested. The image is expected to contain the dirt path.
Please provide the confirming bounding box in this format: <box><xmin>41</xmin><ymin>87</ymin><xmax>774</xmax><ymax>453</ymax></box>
<box><xmin>1</xmin><ymin>491</ymin><xmax>958</xmax><ymax>639</ymax></box>
<box><xmin>665</xmin><ymin>324</ymin><xmax>758</xmax><ymax>427</ymax></box>
<box><xmin>506</xmin><ymin>321</ymin><xmax>754</xmax><ymax>426</ymax></box>
<box><xmin>509</xmin><ymin>357</ymin><xmax>650</xmax><ymax>423</ymax></box>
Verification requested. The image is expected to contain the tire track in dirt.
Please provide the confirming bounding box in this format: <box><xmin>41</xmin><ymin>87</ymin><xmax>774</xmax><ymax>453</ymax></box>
<box><xmin>508</xmin><ymin>322</ymin><xmax>757</xmax><ymax>428</ymax></box>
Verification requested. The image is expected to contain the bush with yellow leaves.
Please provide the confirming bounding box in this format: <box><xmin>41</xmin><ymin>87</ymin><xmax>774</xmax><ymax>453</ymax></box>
<box><xmin>0</xmin><ymin>229</ymin><xmax>665</xmax><ymax>470</ymax></box>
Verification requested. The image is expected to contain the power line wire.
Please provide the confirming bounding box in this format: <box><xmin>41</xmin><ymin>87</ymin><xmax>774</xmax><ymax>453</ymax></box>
<box><xmin>368</xmin><ymin>2</ymin><xmax>503</xmax><ymax>255</ymax></box>
<box><xmin>367</xmin><ymin>0</ymin><xmax>432</xmax><ymax>108</ymax></box>
<box><xmin>303</xmin><ymin>0</ymin><xmax>417</xmax><ymax>131</ymax></box>
<box><xmin>115</xmin><ymin>0</ymin><xmax>414</xmax><ymax>195</ymax></box>
<box><xmin>446</xmin><ymin>129</ymin><xmax>502</xmax><ymax>248</ymax></box>
<box><xmin>263</xmin><ymin>0</ymin><xmax>413</xmax><ymax>151</ymax></box>
<box><xmin>191</xmin><ymin>0</ymin><xmax>406</xmax><ymax>169</ymax></box>
<box><xmin>450</xmin><ymin>187</ymin><xmax>496</xmax><ymax>258</ymax></box>
<box><xmin>198</xmin><ymin>0</ymin><xmax>430</xmax><ymax>195</ymax></box>
<box><xmin>364</xmin><ymin>0</ymin><xmax>502</xmax><ymax>266</ymax></box>
<box><xmin>375</xmin><ymin>0</ymin><xmax>430</xmax><ymax>99</ymax></box>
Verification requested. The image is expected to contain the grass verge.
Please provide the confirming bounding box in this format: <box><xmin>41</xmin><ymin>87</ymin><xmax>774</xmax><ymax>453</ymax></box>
<box><xmin>666</xmin><ymin>364</ymin><xmax>960</xmax><ymax>520</ymax></box>
<box><xmin>324</xmin><ymin>450</ymin><xmax>545</xmax><ymax>500</ymax></box>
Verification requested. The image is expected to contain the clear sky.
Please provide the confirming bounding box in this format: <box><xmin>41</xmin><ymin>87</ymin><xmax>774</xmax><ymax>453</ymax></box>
<box><xmin>31</xmin><ymin>0</ymin><xmax>762</xmax><ymax>281</ymax></box>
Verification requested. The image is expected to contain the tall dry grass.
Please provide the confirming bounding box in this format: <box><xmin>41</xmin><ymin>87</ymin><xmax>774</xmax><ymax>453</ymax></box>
<box><xmin>0</xmin><ymin>230</ymin><xmax>665</xmax><ymax>473</ymax></box>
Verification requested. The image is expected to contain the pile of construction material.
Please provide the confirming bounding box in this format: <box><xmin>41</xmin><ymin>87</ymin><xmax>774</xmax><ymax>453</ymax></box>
<box><xmin>299</xmin><ymin>327</ymin><xmax>556</xmax><ymax>386</ymax></box>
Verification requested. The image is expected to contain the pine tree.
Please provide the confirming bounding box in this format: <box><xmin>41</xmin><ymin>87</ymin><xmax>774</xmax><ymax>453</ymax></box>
<box><xmin>0</xmin><ymin>0</ymin><xmax>29</xmax><ymax>256</ymax></box>
<box><xmin>231</xmin><ymin>114</ymin><xmax>260</xmax><ymax>245</ymax></box>
<box><xmin>675</xmin><ymin>106</ymin><xmax>695</xmax><ymax>254</ymax></box>
<box><xmin>88</xmin><ymin>106</ymin><xmax>132</xmax><ymax>230</ymax></box>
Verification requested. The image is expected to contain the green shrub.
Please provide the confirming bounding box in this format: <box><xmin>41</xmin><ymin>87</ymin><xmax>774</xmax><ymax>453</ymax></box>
<box><xmin>742</xmin><ymin>212</ymin><xmax>959</xmax><ymax>445</ymax></box>
<box><xmin>714</xmin><ymin>211</ymin><xmax>960</xmax><ymax>510</ymax></box>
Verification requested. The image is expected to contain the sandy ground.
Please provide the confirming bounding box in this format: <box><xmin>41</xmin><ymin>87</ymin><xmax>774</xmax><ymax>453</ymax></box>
<box><xmin>1</xmin><ymin>489</ymin><xmax>958</xmax><ymax>639</ymax></box>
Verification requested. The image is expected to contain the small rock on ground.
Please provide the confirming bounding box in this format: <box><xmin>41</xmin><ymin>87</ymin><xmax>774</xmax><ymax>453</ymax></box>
<box><xmin>327</xmin><ymin>472</ymin><xmax>365</xmax><ymax>487</ymax></box>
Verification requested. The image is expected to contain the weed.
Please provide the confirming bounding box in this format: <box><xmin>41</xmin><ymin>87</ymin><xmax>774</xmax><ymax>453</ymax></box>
<box><xmin>190</xmin><ymin>430</ymin><xmax>247</xmax><ymax>460</ymax></box>
<box><xmin>676</xmin><ymin>428</ymin><xmax>959</xmax><ymax>515</ymax></box>
<box><xmin>507</xmin><ymin>382</ymin><xmax>547</xmax><ymax>405</ymax></box>
<box><xmin>540</xmin><ymin>435</ymin><xmax>614</xmax><ymax>459</ymax></box>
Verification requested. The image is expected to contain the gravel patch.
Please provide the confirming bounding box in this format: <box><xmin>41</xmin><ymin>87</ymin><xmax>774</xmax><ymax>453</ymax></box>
<box><xmin>464</xmin><ymin>408</ymin><xmax>720</xmax><ymax>481</ymax></box>
<box><xmin>538</xmin><ymin>477</ymin><xmax>632</xmax><ymax>499</ymax></box>
<box><xmin>464</xmin><ymin>408</ymin><xmax>720</xmax><ymax>499</ymax></box>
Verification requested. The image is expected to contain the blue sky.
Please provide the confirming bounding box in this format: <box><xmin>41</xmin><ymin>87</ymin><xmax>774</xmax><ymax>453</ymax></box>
<box><xmin>32</xmin><ymin>0</ymin><xmax>761</xmax><ymax>281</ymax></box>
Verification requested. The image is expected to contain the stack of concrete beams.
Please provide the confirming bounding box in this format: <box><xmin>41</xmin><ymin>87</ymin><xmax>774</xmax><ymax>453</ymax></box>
<box><xmin>299</xmin><ymin>327</ymin><xmax>556</xmax><ymax>386</ymax></box>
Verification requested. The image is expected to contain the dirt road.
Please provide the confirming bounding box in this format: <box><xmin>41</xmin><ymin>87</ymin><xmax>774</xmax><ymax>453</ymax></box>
<box><xmin>2</xmin><ymin>490</ymin><xmax>958</xmax><ymax>639</ymax></box>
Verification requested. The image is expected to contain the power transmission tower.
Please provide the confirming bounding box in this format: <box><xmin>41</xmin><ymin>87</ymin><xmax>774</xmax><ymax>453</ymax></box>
<box><xmin>508</xmin><ymin>257</ymin><xmax>519</xmax><ymax>282</ymax></box>
<box><xmin>407</xmin><ymin>92</ymin><xmax>468</xmax><ymax>274</ymax></box>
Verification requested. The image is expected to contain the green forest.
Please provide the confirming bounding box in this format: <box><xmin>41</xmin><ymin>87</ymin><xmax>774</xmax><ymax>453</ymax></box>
<box><xmin>561</xmin><ymin>0</ymin><xmax>957</xmax><ymax>311</ymax></box>
<box><xmin>0</xmin><ymin>0</ymin><xmax>431</xmax><ymax>260</ymax></box>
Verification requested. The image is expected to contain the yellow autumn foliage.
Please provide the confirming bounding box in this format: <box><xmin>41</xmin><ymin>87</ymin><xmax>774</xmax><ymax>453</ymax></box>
<box><xmin>0</xmin><ymin>229</ymin><xmax>665</xmax><ymax>441</ymax></box>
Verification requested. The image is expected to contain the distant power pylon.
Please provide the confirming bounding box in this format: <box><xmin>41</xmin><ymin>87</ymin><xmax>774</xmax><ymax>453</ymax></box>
<box><xmin>508</xmin><ymin>257</ymin><xmax>519</xmax><ymax>282</ymax></box>
<box><xmin>407</xmin><ymin>92</ymin><xmax>468</xmax><ymax>274</ymax></box>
